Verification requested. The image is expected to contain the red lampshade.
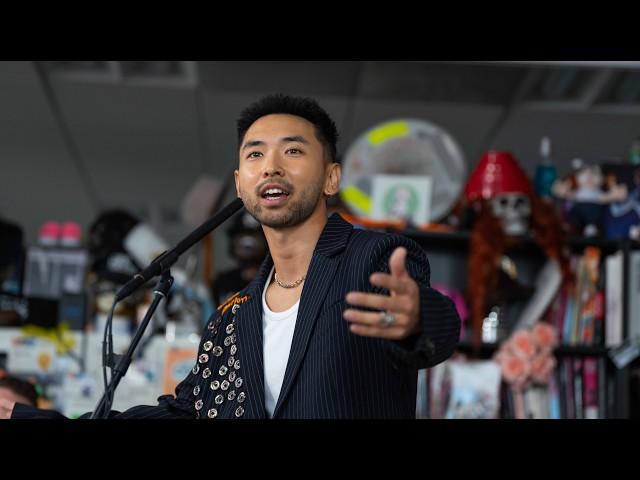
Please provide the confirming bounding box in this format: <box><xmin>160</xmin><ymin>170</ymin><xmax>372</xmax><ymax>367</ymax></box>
<box><xmin>464</xmin><ymin>151</ymin><xmax>533</xmax><ymax>201</ymax></box>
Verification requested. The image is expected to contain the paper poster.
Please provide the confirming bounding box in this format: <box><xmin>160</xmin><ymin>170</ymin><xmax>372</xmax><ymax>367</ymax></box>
<box><xmin>371</xmin><ymin>174</ymin><xmax>433</xmax><ymax>224</ymax></box>
<box><xmin>445</xmin><ymin>360</ymin><xmax>502</xmax><ymax>419</ymax></box>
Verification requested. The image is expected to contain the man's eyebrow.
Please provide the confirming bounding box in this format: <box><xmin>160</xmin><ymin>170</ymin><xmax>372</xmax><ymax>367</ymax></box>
<box><xmin>241</xmin><ymin>140</ymin><xmax>265</xmax><ymax>151</ymax></box>
<box><xmin>280</xmin><ymin>135</ymin><xmax>309</xmax><ymax>145</ymax></box>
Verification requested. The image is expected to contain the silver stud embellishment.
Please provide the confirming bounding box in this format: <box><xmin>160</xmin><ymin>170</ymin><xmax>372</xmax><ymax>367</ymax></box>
<box><xmin>192</xmin><ymin>364</ymin><xmax>200</xmax><ymax>375</ymax></box>
<box><xmin>199</xmin><ymin>353</ymin><xmax>209</xmax><ymax>364</ymax></box>
<box><xmin>230</xmin><ymin>345</ymin><xmax>237</xmax><ymax>355</ymax></box>
<box><xmin>210</xmin><ymin>380</ymin><xmax>220</xmax><ymax>390</ymax></box>
<box><xmin>213</xmin><ymin>346</ymin><xmax>223</xmax><ymax>357</ymax></box>
<box><xmin>215</xmin><ymin>394</ymin><xmax>224</xmax><ymax>405</ymax></box>
<box><xmin>235</xmin><ymin>378</ymin><xmax>243</xmax><ymax>388</ymax></box>
<box><xmin>228</xmin><ymin>371</ymin><xmax>236</xmax><ymax>382</ymax></box>
<box><xmin>202</xmin><ymin>368</ymin><xmax>211</xmax><ymax>379</ymax></box>
<box><xmin>232</xmin><ymin>304</ymin><xmax>240</xmax><ymax>314</ymax></box>
<box><xmin>228</xmin><ymin>356</ymin><xmax>235</xmax><ymax>367</ymax></box>
<box><xmin>193</xmin><ymin>385</ymin><xmax>200</xmax><ymax>396</ymax></box>
<box><xmin>203</xmin><ymin>341</ymin><xmax>213</xmax><ymax>352</ymax></box>
<box><xmin>224</xmin><ymin>336</ymin><xmax>232</xmax><ymax>347</ymax></box>
<box><xmin>234</xmin><ymin>360</ymin><xmax>240</xmax><ymax>370</ymax></box>
<box><xmin>226</xmin><ymin>324</ymin><xmax>235</xmax><ymax>334</ymax></box>
<box><xmin>227</xmin><ymin>390</ymin><xmax>236</xmax><ymax>401</ymax></box>
<box><xmin>219</xmin><ymin>365</ymin><xmax>228</xmax><ymax>376</ymax></box>
<box><xmin>221</xmin><ymin>380</ymin><xmax>230</xmax><ymax>391</ymax></box>
<box><xmin>207</xmin><ymin>408</ymin><xmax>218</xmax><ymax>419</ymax></box>
<box><xmin>195</xmin><ymin>400</ymin><xmax>203</xmax><ymax>410</ymax></box>
<box><xmin>235</xmin><ymin>406</ymin><xmax>244</xmax><ymax>417</ymax></box>
<box><xmin>237</xmin><ymin>392</ymin><xmax>246</xmax><ymax>403</ymax></box>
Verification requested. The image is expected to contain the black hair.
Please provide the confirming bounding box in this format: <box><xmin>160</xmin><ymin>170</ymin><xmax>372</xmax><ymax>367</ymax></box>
<box><xmin>237</xmin><ymin>94</ymin><xmax>339</xmax><ymax>162</ymax></box>
<box><xmin>0</xmin><ymin>375</ymin><xmax>38</xmax><ymax>406</ymax></box>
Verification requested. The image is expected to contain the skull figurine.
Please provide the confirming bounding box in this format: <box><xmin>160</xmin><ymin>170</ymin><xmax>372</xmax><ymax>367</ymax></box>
<box><xmin>490</xmin><ymin>192</ymin><xmax>531</xmax><ymax>236</ymax></box>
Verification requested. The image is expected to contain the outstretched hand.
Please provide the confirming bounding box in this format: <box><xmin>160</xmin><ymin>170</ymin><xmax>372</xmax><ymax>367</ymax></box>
<box><xmin>343</xmin><ymin>247</ymin><xmax>420</xmax><ymax>340</ymax></box>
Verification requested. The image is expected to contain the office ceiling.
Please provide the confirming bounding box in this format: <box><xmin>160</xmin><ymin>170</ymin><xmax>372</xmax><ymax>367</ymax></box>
<box><xmin>2</xmin><ymin>60</ymin><xmax>640</xmax><ymax>248</ymax></box>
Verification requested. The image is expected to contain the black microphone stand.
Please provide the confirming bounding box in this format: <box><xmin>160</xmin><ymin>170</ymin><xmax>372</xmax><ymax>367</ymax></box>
<box><xmin>90</xmin><ymin>270</ymin><xmax>173</xmax><ymax>419</ymax></box>
<box><xmin>114</xmin><ymin>198</ymin><xmax>244</xmax><ymax>301</ymax></box>
<box><xmin>90</xmin><ymin>197</ymin><xmax>244</xmax><ymax>419</ymax></box>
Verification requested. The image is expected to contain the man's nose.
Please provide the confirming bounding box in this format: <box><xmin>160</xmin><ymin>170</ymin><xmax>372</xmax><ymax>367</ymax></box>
<box><xmin>262</xmin><ymin>153</ymin><xmax>284</xmax><ymax>177</ymax></box>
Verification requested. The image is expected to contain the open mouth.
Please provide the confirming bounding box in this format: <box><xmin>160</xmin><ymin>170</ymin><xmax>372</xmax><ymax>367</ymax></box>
<box><xmin>259</xmin><ymin>184</ymin><xmax>291</xmax><ymax>203</ymax></box>
<box><xmin>261</xmin><ymin>187</ymin><xmax>290</xmax><ymax>200</ymax></box>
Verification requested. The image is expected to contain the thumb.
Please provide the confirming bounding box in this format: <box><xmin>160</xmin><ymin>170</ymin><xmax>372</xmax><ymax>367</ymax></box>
<box><xmin>389</xmin><ymin>246</ymin><xmax>409</xmax><ymax>279</ymax></box>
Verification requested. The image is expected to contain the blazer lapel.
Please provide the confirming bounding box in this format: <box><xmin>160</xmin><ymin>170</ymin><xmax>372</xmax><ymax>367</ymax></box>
<box><xmin>272</xmin><ymin>214</ymin><xmax>353</xmax><ymax>417</ymax></box>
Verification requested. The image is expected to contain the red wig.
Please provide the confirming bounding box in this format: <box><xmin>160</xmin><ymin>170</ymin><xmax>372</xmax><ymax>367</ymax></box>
<box><xmin>467</xmin><ymin>196</ymin><xmax>572</xmax><ymax>350</ymax></box>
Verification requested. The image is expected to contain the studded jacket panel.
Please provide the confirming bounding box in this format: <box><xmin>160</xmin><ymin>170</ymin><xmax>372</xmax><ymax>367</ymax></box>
<box><xmin>184</xmin><ymin>299</ymin><xmax>249</xmax><ymax>419</ymax></box>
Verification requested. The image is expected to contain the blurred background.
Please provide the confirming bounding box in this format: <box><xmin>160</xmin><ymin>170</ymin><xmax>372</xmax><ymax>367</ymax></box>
<box><xmin>1</xmin><ymin>60</ymin><xmax>639</xmax><ymax>418</ymax></box>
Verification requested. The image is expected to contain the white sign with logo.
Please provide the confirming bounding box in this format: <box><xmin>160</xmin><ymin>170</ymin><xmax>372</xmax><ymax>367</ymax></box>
<box><xmin>7</xmin><ymin>336</ymin><xmax>57</xmax><ymax>374</ymax></box>
<box><xmin>371</xmin><ymin>174</ymin><xmax>433</xmax><ymax>224</ymax></box>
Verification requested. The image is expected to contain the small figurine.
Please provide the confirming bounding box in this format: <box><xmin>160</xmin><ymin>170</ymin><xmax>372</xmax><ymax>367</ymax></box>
<box><xmin>603</xmin><ymin>165</ymin><xmax>640</xmax><ymax>240</ymax></box>
<box><xmin>551</xmin><ymin>159</ymin><xmax>627</xmax><ymax>237</ymax></box>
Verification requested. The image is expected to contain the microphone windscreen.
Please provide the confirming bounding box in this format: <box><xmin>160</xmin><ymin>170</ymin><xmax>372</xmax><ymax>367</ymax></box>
<box><xmin>180</xmin><ymin>175</ymin><xmax>223</xmax><ymax>228</ymax></box>
<box><xmin>123</xmin><ymin>223</ymin><xmax>169</xmax><ymax>268</ymax></box>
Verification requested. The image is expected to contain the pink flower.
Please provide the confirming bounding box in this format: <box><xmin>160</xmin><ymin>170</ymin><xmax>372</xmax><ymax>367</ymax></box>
<box><xmin>532</xmin><ymin>323</ymin><xmax>558</xmax><ymax>351</ymax></box>
<box><xmin>498</xmin><ymin>352</ymin><xmax>530</xmax><ymax>388</ymax></box>
<box><xmin>494</xmin><ymin>322</ymin><xmax>558</xmax><ymax>389</ymax></box>
<box><xmin>510</xmin><ymin>330</ymin><xmax>536</xmax><ymax>360</ymax></box>
<box><xmin>530</xmin><ymin>353</ymin><xmax>556</xmax><ymax>384</ymax></box>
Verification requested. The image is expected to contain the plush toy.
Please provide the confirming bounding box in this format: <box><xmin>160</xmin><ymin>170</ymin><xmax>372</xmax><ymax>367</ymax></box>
<box><xmin>602</xmin><ymin>164</ymin><xmax>640</xmax><ymax>240</ymax></box>
<box><xmin>551</xmin><ymin>160</ymin><xmax>627</xmax><ymax>237</ymax></box>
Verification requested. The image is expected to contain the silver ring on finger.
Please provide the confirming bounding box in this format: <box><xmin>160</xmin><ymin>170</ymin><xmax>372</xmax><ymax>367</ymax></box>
<box><xmin>380</xmin><ymin>310</ymin><xmax>396</xmax><ymax>328</ymax></box>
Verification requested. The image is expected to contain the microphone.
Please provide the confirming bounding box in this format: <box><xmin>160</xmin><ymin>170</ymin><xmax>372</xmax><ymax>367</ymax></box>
<box><xmin>115</xmin><ymin>197</ymin><xmax>244</xmax><ymax>301</ymax></box>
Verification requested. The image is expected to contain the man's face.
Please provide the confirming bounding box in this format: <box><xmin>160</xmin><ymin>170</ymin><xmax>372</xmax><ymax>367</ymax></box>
<box><xmin>235</xmin><ymin>114</ymin><xmax>339</xmax><ymax>229</ymax></box>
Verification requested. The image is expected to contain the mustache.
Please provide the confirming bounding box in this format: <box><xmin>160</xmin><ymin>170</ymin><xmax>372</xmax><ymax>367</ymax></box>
<box><xmin>255</xmin><ymin>180</ymin><xmax>294</xmax><ymax>196</ymax></box>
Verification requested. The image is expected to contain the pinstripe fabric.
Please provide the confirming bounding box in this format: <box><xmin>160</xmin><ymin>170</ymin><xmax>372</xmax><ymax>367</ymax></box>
<box><xmin>11</xmin><ymin>213</ymin><xmax>460</xmax><ymax>420</ymax></box>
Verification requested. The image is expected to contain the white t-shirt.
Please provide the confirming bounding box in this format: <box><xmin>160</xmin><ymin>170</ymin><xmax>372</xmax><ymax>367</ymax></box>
<box><xmin>262</xmin><ymin>266</ymin><xmax>299</xmax><ymax>418</ymax></box>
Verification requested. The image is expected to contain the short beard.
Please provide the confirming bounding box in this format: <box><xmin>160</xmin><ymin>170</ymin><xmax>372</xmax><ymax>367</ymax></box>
<box><xmin>242</xmin><ymin>183</ymin><xmax>324</xmax><ymax>229</ymax></box>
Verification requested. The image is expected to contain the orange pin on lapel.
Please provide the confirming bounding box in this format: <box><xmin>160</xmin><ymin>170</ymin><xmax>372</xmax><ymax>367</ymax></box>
<box><xmin>218</xmin><ymin>292</ymin><xmax>250</xmax><ymax>316</ymax></box>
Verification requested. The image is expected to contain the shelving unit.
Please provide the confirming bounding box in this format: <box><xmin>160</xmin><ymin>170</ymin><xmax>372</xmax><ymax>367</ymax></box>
<box><xmin>398</xmin><ymin>227</ymin><xmax>640</xmax><ymax>418</ymax></box>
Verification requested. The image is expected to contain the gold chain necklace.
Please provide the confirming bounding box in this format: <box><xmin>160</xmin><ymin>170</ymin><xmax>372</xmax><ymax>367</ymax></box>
<box><xmin>274</xmin><ymin>272</ymin><xmax>306</xmax><ymax>289</ymax></box>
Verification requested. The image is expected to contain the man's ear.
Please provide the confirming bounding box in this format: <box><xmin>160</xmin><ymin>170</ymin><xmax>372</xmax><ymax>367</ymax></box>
<box><xmin>324</xmin><ymin>163</ymin><xmax>341</xmax><ymax>196</ymax></box>
<box><xmin>234</xmin><ymin>170</ymin><xmax>241</xmax><ymax>198</ymax></box>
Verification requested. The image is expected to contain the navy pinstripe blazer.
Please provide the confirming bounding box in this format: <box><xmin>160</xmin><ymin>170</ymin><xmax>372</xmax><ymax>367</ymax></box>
<box><xmin>13</xmin><ymin>213</ymin><xmax>460</xmax><ymax>420</ymax></box>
